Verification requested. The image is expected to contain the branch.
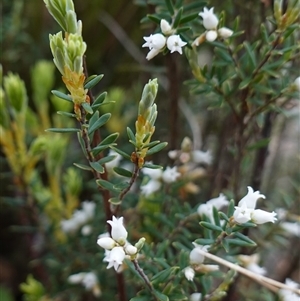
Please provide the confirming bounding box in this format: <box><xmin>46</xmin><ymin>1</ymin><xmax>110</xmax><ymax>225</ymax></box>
<box><xmin>196</xmin><ymin>249</ymin><xmax>300</xmax><ymax>295</ymax></box>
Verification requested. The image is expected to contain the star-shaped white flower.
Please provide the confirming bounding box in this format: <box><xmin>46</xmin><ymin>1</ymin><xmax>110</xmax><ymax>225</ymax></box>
<box><xmin>166</xmin><ymin>35</ymin><xmax>187</xmax><ymax>54</ymax></box>
<box><xmin>199</xmin><ymin>7</ymin><xmax>219</xmax><ymax>30</ymax></box>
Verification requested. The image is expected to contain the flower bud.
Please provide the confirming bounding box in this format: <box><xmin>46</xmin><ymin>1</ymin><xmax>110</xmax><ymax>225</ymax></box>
<box><xmin>97</xmin><ymin>237</ymin><xmax>116</xmax><ymax>250</ymax></box>
<box><xmin>218</xmin><ymin>27</ymin><xmax>234</xmax><ymax>39</ymax></box>
<box><xmin>160</xmin><ymin>19</ymin><xmax>173</xmax><ymax>35</ymax></box>
<box><xmin>206</xmin><ymin>30</ymin><xmax>218</xmax><ymax>42</ymax></box>
<box><xmin>107</xmin><ymin>216</ymin><xmax>128</xmax><ymax>245</ymax></box>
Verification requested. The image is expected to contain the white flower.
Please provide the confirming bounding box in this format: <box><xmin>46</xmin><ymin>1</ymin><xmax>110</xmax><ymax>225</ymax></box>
<box><xmin>143</xmin><ymin>33</ymin><xmax>166</xmax><ymax>60</ymax></box>
<box><xmin>104</xmin><ymin>247</ymin><xmax>126</xmax><ymax>271</ymax></box>
<box><xmin>218</xmin><ymin>27</ymin><xmax>233</xmax><ymax>38</ymax></box>
<box><xmin>160</xmin><ymin>19</ymin><xmax>172</xmax><ymax>35</ymax></box>
<box><xmin>125</xmin><ymin>244</ymin><xmax>137</xmax><ymax>256</ymax></box>
<box><xmin>189</xmin><ymin>293</ymin><xmax>202</xmax><ymax>301</ymax></box>
<box><xmin>140</xmin><ymin>179</ymin><xmax>161</xmax><ymax>196</ymax></box>
<box><xmin>166</xmin><ymin>35</ymin><xmax>187</xmax><ymax>54</ymax></box>
<box><xmin>68</xmin><ymin>272</ymin><xmax>101</xmax><ymax>297</ymax></box>
<box><xmin>280</xmin><ymin>222</ymin><xmax>300</xmax><ymax>237</ymax></box>
<box><xmin>199</xmin><ymin>7</ymin><xmax>219</xmax><ymax>30</ymax></box>
<box><xmin>206</xmin><ymin>30</ymin><xmax>218</xmax><ymax>42</ymax></box>
<box><xmin>238</xmin><ymin>186</ymin><xmax>265</xmax><ymax>209</ymax></box>
<box><xmin>97</xmin><ymin>237</ymin><xmax>116</xmax><ymax>250</ymax></box>
<box><xmin>279</xmin><ymin>278</ymin><xmax>300</xmax><ymax>301</ymax></box>
<box><xmin>238</xmin><ymin>254</ymin><xmax>266</xmax><ymax>275</ymax></box>
<box><xmin>207</xmin><ymin>193</ymin><xmax>229</xmax><ymax>209</ymax></box>
<box><xmin>183</xmin><ymin>266</ymin><xmax>195</xmax><ymax>281</ymax></box>
<box><xmin>233</xmin><ymin>203</ymin><xmax>252</xmax><ymax>224</ymax></box>
<box><xmin>251</xmin><ymin>209</ymin><xmax>277</xmax><ymax>224</ymax></box>
<box><xmin>61</xmin><ymin>219</ymin><xmax>79</xmax><ymax>233</ymax></box>
<box><xmin>107</xmin><ymin>216</ymin><xmax>128</xmax><ymax>245</ymax></box>
<box><xmin>191</xmin><ymin>150</ymin><xmax>212</xmax><ymax>164</ymax></box>
<box><xmin>197</xmin><ymin>193</ymin><xmax>229</xmax><ymax>223</ymax></box>
<box><xmin>189</xmin><ymin>243</ymin><xmax>208</xmax><ymax>265</ymax></box>
<box><xmin>162</xmin><ymin>166</ymin><xmax>180</xmax><ymax>183</ymax></box>
<box><xmin>293</xmin><ymin>76</ymin><xmax>300</xmax><ymax>92</ymax></box>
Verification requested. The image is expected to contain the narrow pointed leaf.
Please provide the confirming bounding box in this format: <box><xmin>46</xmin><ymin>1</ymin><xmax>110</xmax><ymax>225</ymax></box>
<box><xmin>127</xmin><ymin>127</ymin><xmax>136</xmax><ymax>143</ymax></box>
<box><xmin>200</xmin><ymin>221</ymin><xmax>223</xmax><ymax>232</ymax></box>
<box><xmin>165</xmin><ymin>0</ymin><xmax>174</xmax><ymax>15</ymax></box>
<box><xmin>89</xmin><ymin>161</ymin><xmax>105</xmax><ymax>173</ymax></box>
<box><xmin>113</xmin><ymin>167</ymin><xmax>133</xmax><ymax>178</ymax></box>
<box><xmin>233</xmin><ymin>232</ymin><xmax>257</xmax><ymax>246</ymax></box>
<box><xmin>73</xmin><ymin>163</ymin><xmax>93</xmax><ymax>171</ymax></box>
<box><xmin>173</xmin><ymin>7</ymin><xmax>183</xmax><ymax>28</ymax></box>
<box><xmin>110</xmin><ymin>146</ymin><xmax>131</xmax><ymax>161</ymax></box>
<box><xmin>81</xmin><ymin>102</ymin><xmax>93</xmax><ymax>114</ymax></box>
<box><xmin>145</xmin><ymin>142</ymin><xmax>168</xmax><ymax>156</ymax></box>
<box><xmin>98</xmin><ymin>155</ymin><xmax>117</xmax><ymax>165</ymax></box>
<box><xmin>84</xmin><ymin>74</ymin><xmax>104</xmax><ymax>90</ymax></box>
<box><xmin>77</xmin><ymin>132</ymin><xmax>88</xmax><ymax>158</ymax></box>
<box><xmin>96</xmin><ymin>179</ymin><xmax>117</xmax><ymax>192</ymax></box>
<box><xmin>51</xmin><ymin>90</ymin><xmax>72</xmax><ymax>102</ymax></box>
<box><xmin>88</xmin><ymin>113</ymin><xmax>111</xmax><ymax>135</ymax></box>
<box><xmin>147</xmin><ymin>14</ymin><xmax>161</xmax><ymax>24</ymax></box>
<box><xmin>91</xmin><ymin>92</ymin><xmax>107</xmax><ymax>109</ymax></box>
<box><xmin>57</xmin><ymin>111</ymin><xmax>76</xmax><ymax>118</ymax></box>
<box><xmin>142</xmin><ymin>162</ymin><xmax>163</xmax><ymax>169</ymax></box>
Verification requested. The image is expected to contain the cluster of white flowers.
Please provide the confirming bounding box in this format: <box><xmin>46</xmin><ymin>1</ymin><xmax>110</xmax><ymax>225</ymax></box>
<box><xmin>61</xmin><ymin>201</ymin><xmax>96</xmax><ymax>235</ymax></box>
<box><xmin>279</xmin><ymin>278</ymin><xmax>300</xmax><ymax>301</ymax></box>
<box><xmin>197</xmin><ymin>193</ymin><xmax>229</xmax><ymax>223</ymax></box>
<box><xmin>97</xmin><ymin>216</ymin><xmax>143</xmax><ymax>272</ymax></box>
<box><xmin>140</xmin><ymin>164</ymin><xmax>181</xmax><ymax>196</ymax></box>
<box><xmin>238</xmin><ymin>253</ymin><xmax>267</xmax><ymax>276</ymax></box>
<box><xmin>143</xmin><ymin>19</ymin><xmax>187</xmax><ymax>60</ymax></box>
<box><xmin>233</xmin><ymin>186</ymin><xmax>277</xmax><ymax>225</ymax></box>
<box><xmin>193</xmin><ymin>7</ymin><xmax>233</xmax><ymax>45</ymax></box>
<box><xmin>68</xmin><ymin>271</ymin><xmax>101</xmax><ymax>297</ymax></box>
<box><xmin>183</xmin><ymin>243</ymin><xmax>218</xmax><ymax>282</ymax></box>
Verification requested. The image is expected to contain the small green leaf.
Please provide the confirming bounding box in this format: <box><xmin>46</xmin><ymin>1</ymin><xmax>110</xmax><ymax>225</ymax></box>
<box><xmin>165</xmin><ymin>0</ymin><xmax>174</xmax><ymax>15</ymax></box>
<box><xmin>143</xmin><ymin>162</ymin><xmax>163</xmax><ymax>169</ymax></box>
<box><xmin>91</xmin><ymin>92</ymin><xmax>107</xmax><ymax>109</ymax></box>
<box><xmin>146</xmin><ymin>142</ymin><xmax>168</xmax><ymax>156</ymax></box>
<box><xmin>109</xmin><ymin>197</ymin><xmax>121</xmax><ymax>205</ymax></box>
<box><xmin>127</xmin><ymin>127</ymin><xmax>136</xmax><ymax>143</ymax></box>
<box><xmin>243</xmin><ymin>42</ymin><xmax>257</xmax><ymax>69</ymax></box>
<box><xmin>96</xmin><ymin>179</ymin><xmax>117</xmax><ymax>192</ymax></box>
<box><xmin>173</xmin><ymin>7</ymin><xmax>183</xmax><ymax>28</ymax></box>
<box><xmin>98</xmin><ymin>155</ymin><xmax>117</xmax><ymax>165</ymax></box>
<box><xmin>226</xmin><ymin>238</ymin><xmax>256</xmax><ymax>247</ymax></box>
<box><xmin>238</xmin><ymin>77</ymin><xmax>252</xmax><ymax>90</ymax></box>
<box><xmin>233</xmin><ymin>232</ymin><xmax>257</xmax><ymax>246</ymax></box>
<box><xmin>73</xmin><ymin>163</ymin><xmax>93</xmax><ymax>171</ymax></box>
<box><xmin>88</xmin><ymin>113</ymin><xmax>111</xmax><ymax>135</ymax></box>
<box><xmin>113</xmin><ymin>167</ymin><xmax>133</xmax><ymax>178</ymax></box>
<box><xmin>227</xmin><ymin>199</ymin><xmax>235</xmax><ymax>217</ymax></box>
<box><xmin>147</xmin><ymin>14</ymin><xmax>161</xmax><ymax>24</ymax></box>
<box><xmin>212</xmin><ymin>207</ymin><xmax>221</xmax><ymax>227</ymax></box>
<box><xmin>89</xmin><ymin>161</ymin><xmax>105</xmax><ymax>173</ymax></box>
<box><xmin>194</xmin><ymin>238</ymin><xmax>215</xmax><ymax>245</ymax></box>
<box><xmin>153</xmin><ymin>290</ymin><xmax>169</xmax><ymax>301</ymax></box>
<box><xmin>92</xmin><ymin>133</ymin><xmax>119</xmax><ymax>156</ymax></box>
<box><xmin>45</xmin><ymin>128</ymin><xmax>80</xmax><ymax>133</ymax></box>
<box><xmin>179</xmin><ymin>12</ymin><xmax>199</xmax><ymax>24</ymax></box>
<box><xmin>152</xmin><ymin>268</ymin><xmax>175</xmax><ymax>286</ymax></box>
<box><xmin>81</xmin><ymin>102</ymin><xmax>93</xmax><ymax>114</ymax></box>
<box><xmin>200</xmin><ymin>221</ymin><xmax>223</xmax><ymax>232</ymax></box>
<box><xmin>57</xmin><ymin>111</ymin><xmax>76</xmax><ymax>118</ymax></box>
<box><xmin>51</xmin><ymin>90</ymin><xmax>72</xmax><ymax>102</ymax></box>
<box><xmin>89</xmin><ymin>111</ymin><xmax>99</xmax><ymax>128</ymax></box>
<box><xmin>77</xmin><ymin>132</ymin><xmax>88</xmax><ymax>158</ymax></box>
<box><xmin>110</xmin><ymin>146</ymin><xmax>131</xmax><ymax>161</ymax></box>
<box><xmin>142</xmin><ymin>140</ymin><xmax>160</xmax><ymax>149</ymax></box>
<box><xmin>218</xmin><ymin>211</ymin><xmax>229</xmax><ymax>222</ymax></box>
<box><xmin>84</xmin><ymin>74</ymin><xmax>104</xmax><ymax>90</ymax></box>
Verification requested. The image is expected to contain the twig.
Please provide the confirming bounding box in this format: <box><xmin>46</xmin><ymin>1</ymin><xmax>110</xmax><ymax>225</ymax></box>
<box><xmin>132</xmin><ymin>259</ymin><xmax>155</xmax><ymax>294</ymax></box>
<box><xmin>119</xmin><ymin>162</ymin><xmax>140</xmax><ymax>201</ymax></box>
<box><xmin>195</xmin><ymin>249</ymin><xmax>300</xmax><ymax>295</ymax></box>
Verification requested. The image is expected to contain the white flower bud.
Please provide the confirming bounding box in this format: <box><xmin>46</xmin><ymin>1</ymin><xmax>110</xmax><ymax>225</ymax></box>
<box><xmin>218</xmin><ymin>27</ymin><xmax>234</xmax><ymax>39</ymax></box>
<box><xmin>97</xmin><ymin>237</ymin><xmax>116</xmax><ymax>250</ymax></box>
<box><xmin>189</xmin><ymin>243</ymin><xmax>208</xmax><ymax>265</ymax></box>
<box><xmin>183</xmin><ymin>266</ymin><xmax>195</xmax><ymax>281</ymax></box>
<box><xmin>206</xmin><ymin>30</ymin><xmax>218</xmax><ymax>42</ymax></box>
<box><xmin>160</xmin><ymin>19</ymin><xmax>172</xmax><ymax>35</ymax></box>
<box><xmin>189</xmin><ymin>293</ymin><xmax>202</xmax><ymax>301</ymax></box>
<box><xmin>125</xmin><ymin>244</ymin><xmax>138</xmax><ymax>256</ymax></box>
